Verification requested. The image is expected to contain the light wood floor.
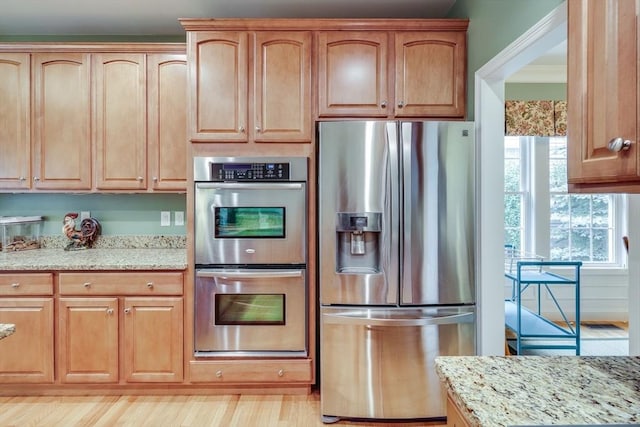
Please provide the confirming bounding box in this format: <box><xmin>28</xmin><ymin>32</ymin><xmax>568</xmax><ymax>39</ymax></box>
<box><xmin>0</xmin><ymin>391</ymin><xmax>446</xmax><ymax>427</ymax></box>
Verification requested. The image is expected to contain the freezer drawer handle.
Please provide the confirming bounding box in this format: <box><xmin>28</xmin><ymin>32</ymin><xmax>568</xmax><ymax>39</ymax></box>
<box><xmin>195</xmin><ymin>183</ymin><xmax>304</xmax><ymax>191</ymax></box>
<box><xmin>323</xmin><ymin>311</ymin><xmax>474</xmax><ymax>327</ymax></box>
<box><xmin>197</xmin><ymin>270</ymin><xmax>303</xmax><ymax>279</ymax></box>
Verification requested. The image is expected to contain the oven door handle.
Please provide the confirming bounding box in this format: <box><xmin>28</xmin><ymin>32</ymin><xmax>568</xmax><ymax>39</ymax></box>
<box><xmin>195</xmin><ymin>183</ymin><xmax>304</xmax><ymax>191</ymax></box>
<box><xmin>196</xmin><ymin>269</ymin><xmax>304</xmax><ymax>279</ymax></box>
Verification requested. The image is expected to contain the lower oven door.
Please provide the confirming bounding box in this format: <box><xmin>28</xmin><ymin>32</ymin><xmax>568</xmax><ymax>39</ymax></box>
<box><xmin>195</xmin><ymin>268</ymin><xmax>307</xmax><ymax>357</ymax></box>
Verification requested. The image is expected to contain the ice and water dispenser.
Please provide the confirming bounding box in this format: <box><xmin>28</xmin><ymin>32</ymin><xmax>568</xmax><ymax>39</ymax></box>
<box><xmin>335</xmin><ymin>212</ymin><xmax>382</xmax><ymax>273</ymax></box>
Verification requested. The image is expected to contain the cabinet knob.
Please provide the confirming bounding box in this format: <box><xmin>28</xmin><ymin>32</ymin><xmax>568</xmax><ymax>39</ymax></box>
<box><xmin>239</xmin><ymin>126</ymin><xmax>245</xmax><ymax>133</ymax></box>
<box><xmin>106</xmin><ymin>308</ymin><xmax>114</xmax><ymax>315</ymax></box>
<box><xmin>381</xmin><ymin>100</ymin><xmax>387</xmax><ymax>108</ymax></box>
<box><xmin>608</xmin><ymin>137</ymin><xmax>633</xmax><ymax>152</ymax></box>
<box><xmin>124</xmin><ymin>308</ymin><xmax>131</xmax><ymax>314</ymax></box>
<box><xmin>216</xmin><ymin>370</ymin><xmax>223</xmax><ymax>378</ymax></box>
<box><xmin>19</xmin><ymin>176</ymin><xmax>26</xmax><ymax>181</ymax></box>
<box><xmin>277</xmin><ymin>369</ymin><xmax>284</xmax><ymax>377</ymax></box>
<box><xmin>11</xmin><ymin>283</ymin><xmax>20</xmax><ymax>288</ymax></box>
<box><xmin>152</xmin><ymin>176</ymin><xmax>158</xmax><ymax>182</ymax></box>
<box><xmin>83</xmin><ymin>282</ymin><xmax>91</xmax><ymax>288</ymax></box>
<box><xmin>33</xmin><ymin>177</ymin><xmax>40</xmax><ymax>182</ymax></box>
<box><xmin>146</xmin><ymin>282</ymin><xmax>154</xmax><ymax>289</ymax></box>
<box><xmin>397</xmin><ymin>101</ymin><xmax>404</xmax><ymax>108</ymax></box>
<box><xmin>137</xmin><ymin>176</ymin><xmax>143</xmax><ymax>182</ymax></box>
<box><xmin>255</xmin><ymin>126</ymin><xmax>261</xmax><ymax>133</ymax></box>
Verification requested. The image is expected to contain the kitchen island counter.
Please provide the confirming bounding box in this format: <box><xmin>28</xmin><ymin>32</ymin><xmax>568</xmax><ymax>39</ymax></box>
<box><xmin>0</xmin><ymin>323</ymin><xmax>15</xmax><ymax>340</ymax></box>
<box><xmin>435</xmin><ymin>356</ymin><xmax>640</xmax><ymax>426</ymax></box>
<box><xmin>0</xmin><ymin>248</ymin><xmax>186</xmax><ymax>271</ymax></box>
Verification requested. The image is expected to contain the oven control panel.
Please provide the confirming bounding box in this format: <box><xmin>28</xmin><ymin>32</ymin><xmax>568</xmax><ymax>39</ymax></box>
<box><xmin>211</xmin><ymin>162</ymin><xmax>291</xmax><ymax>181</ymax></box>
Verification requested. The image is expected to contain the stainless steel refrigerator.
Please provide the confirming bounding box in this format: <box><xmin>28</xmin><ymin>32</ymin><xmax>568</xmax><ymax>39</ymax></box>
<box><xmin>318</xmin><ymin>121</ymin><xmax>476</xmax><ymax>423</ymax></box>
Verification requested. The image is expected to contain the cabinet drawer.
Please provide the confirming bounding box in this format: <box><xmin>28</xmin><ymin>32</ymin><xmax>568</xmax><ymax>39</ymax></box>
<box><xmin>189</xmin><ymin>359</ymin><xmax>312</xmax><ymax>384</ymax></box>
<box><xmin>59</xmin><ymin>272</ymin><xmax>183</xmax><ymax>295</ymax></box>
<box><xmin>0</xmin><ymin>273</ymin><xmax>53</xmax><ymax>296</ymax></box>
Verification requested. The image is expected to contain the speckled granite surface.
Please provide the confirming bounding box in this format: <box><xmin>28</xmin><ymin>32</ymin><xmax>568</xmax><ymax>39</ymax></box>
<box><xmin>435</xmin><ymin>356</ymin><xmax>640</xmax><ymax>426</ymax></box>
<box><xmin>0</xmin><ymin>236</ymin><xmax>186</xmax><ymax>270</ymax></box>
<box><xmin>0</xmin><ymin>323</ymin><xmax>15</xmax><ymax>340</ymax></box>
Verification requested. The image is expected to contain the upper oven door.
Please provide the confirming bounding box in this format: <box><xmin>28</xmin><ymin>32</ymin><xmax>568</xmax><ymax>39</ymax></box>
<box><xmin>195</xmin><ymin>182</ymin><xmax>306</xmax><ymax>265</ymax></box>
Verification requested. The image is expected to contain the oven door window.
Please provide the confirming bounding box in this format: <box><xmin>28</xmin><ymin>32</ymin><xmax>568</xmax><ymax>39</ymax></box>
<box><xmin>215</xmin><ymin>207</ymin><xmax>285</xmax><ymax>238</ymax></box>
<box><xmin>215</xmin><ymin>294</ymin><xmax>285</xmax><ymax>325</ymax></box>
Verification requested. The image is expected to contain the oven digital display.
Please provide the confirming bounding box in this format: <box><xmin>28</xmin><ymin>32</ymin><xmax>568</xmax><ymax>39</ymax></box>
<box><xmin>215</xmin><ymin>207</ymin><xmax>285</xmax><ymax>238</ymax></box>
<box><xmin>215</xmin><ymin>294</ymin><xmax>285</xmax><ymax>325</ymax></box>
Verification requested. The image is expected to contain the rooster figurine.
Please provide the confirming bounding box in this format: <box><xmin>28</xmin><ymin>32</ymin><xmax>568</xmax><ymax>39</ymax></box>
<box><xmin>62</xmin><ymin>213</ymin><xmax>101</xmax><ymax>251</ymax></box>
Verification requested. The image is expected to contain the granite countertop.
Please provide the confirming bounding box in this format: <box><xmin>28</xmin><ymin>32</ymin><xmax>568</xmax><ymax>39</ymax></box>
<box><xmin>0</xmin><ymin>323</ymin><xmax>15</xmax><ymax>340</ymax></box>
<box><xmin>435</xmin><ymin>356</ymin><xmax>640</xmax><ymax>427</ymax></box>
<box><xmin>0</xmin><ymin>236</ymin><xmax>187</xmax><ymax>271</ymax></box>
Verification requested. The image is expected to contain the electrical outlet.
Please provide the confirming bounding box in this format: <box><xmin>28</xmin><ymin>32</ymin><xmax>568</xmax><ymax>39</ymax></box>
<box><xmin>80</xmin><ymin>211</ymin><xmax>91</xmax><ymax>220</ymax></box>
<box><xmin>161</xmin><ymin>211</ymin><xmax>171</xmax><ymax>227</ymax></box>
<box><xmin>174</xmin><ymin>211</ymin><xmax>184</xmax><ymax>226</ymax></box>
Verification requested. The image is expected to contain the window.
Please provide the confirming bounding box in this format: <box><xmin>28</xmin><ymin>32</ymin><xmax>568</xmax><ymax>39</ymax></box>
<box><xmin>504</xmin><ymin>136</ymin><xmax>625</xmax><ymax>265</ymax></box>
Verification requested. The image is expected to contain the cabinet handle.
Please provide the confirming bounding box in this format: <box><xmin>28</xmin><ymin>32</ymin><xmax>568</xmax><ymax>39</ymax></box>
<box><xmin>11</xmin><ymin>283</ymin><xmax>20</xmax><ymax>288</ymax></box>
<box><xmin>146</xmin><ymin>282</ymin><xmax>154</xmax><ymax>289</ymax></box>
<box><xmin>33</xmin><ymin>177</ymin><xmax>40</xmax><ymax>182</ymax></box>
<box><xmin>106</xmin><ymin>308</ymin><xmax>114</xmax><ymax>315</ymax></box>
<box><xmin>608</xmin><ymin>137</ymin><xmax>633</xmax><ymax>152</ymax></box>
<box><xmin>216</xmin><ymin>370</ymin><xmax>223</xmax><ymax>378</ymax></box>
<box><xmin>19</xmin><ymin>176</ymin><xmax>26</xmax><ymax>181</ymax></box>
<box><xmin>124</xmin><ymin>308</ymin><xmax>131</xmax><ymax>314</ymax></box>
<box><xmin>277</xmin><ymin>369</ymin><xmax>284</xmax><ymax>377</ymax></box>
<box><xmin>239</xmin><ymin>126</ymin><xmax>245</xmax><ymax>133</ymax></box>
<box><xmin>397</xmin><ymin>101</ymin><xmax>404</xmax><ymax>108</ymax></box>
<box><xmin>152</xmin><ymin>176</ymin><xmax>158</xmax><ymax>182</ymax></box>
<box><xmin>137</xmin><ymin>176</ymin><xmax>143</xmax><ymax>181</ymax></box>
<box><xmin>255</xmin><ymin>126</ymin><xmax>261</xmax><ymax>133</ymax></box>
<box><xmin>83</xmin><ymin>282</ymin><xmax>91</xmax><ymax>288</ymax></box>
<box><xmin>381</xmin><ymin>100</ymin><xmax>387</xmax><ymax>108</ymax></box>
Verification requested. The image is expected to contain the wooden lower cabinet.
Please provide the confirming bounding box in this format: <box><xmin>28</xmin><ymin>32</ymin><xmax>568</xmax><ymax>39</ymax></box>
<box><xmin>446</xmin><ymin>395</ymin><xmax>471</xmax><ymax>427</ymax></box>
<box><xmin>189</xmin><ymin>359</ymin><xmax>312</xmax><ymax>384</ymax></box>
<box><xmin>0</xmin><ymin>298</ymin><xmax>54</xmax><ymax>383</ymax></box>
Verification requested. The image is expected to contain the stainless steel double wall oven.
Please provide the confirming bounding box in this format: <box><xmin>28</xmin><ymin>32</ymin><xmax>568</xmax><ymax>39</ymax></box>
<box><xmin>193</xmin><ymin>157</ymin><xmax>308</xmax><ymax>357</ymax></box>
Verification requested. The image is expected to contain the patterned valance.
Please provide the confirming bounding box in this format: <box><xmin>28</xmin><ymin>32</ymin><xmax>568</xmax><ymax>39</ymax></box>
<box><xmin>505</xmin><ymin>100</ymin><xmax>567</xmax><ymax>136</ymax></box>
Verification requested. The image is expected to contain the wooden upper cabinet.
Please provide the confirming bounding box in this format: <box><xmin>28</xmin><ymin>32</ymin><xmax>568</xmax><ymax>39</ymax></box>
<box><xmin>94</xmin><ymin>53</ymin><xmax>147</xmax><ymax>190</ymax></box>
<box><xmin>0</xmin><ymin>53</ymin><xmax>30</xmax><ymax>190</ymax></box>
<box><xmin>317</xmin><ymin>32</ymin><xmax>390</xmax><ymax>117</ymax></box>
<box><xmin>189</xmin><ymin>32</ymin><xmax>249</xmax><ymax>142</ymax></box>
<box><xmin>32</xmin><ymin>53</ymin><xmax>92</xmax><ymax>190</ymax></box>
<box><xmin>147</xmin><ymin>54</ymin><xmax>188</xmax><ymax>191</ymax></box>
<box><xmin>254</xmin><ymin>32</ymin><xmax>312</xmax><ymax>142</ymax></box>
<box><xmin>567</xmin><ymin>0</ymin><xmax>639</xmax><ymax>187</ymax></box>
<box><xmin>395</xmin><ymin>32</ymin><xmax>466</xmax><ymax>118</ymax></box>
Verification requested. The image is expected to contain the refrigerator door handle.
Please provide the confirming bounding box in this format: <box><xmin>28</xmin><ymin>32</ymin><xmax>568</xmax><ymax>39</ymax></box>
<box><xmin>322</xmin><ymin>311</ymin><xmax>474</xmax><ymax>327</ymax></box>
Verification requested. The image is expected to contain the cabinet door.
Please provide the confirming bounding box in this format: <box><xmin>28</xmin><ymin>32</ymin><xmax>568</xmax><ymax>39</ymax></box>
<box><xmin>189</xmin><ymin>32</ymin><xmax>248</xmax><ymax>142</ymax></box>
<box><xmin>254</xmin><ymin>32</ymin><xmax>312</xmax><ymax>142</ymax></box>
<box><xmin>0</xmin><ymin>298</ymin><xmax>54</xmax><ymax>383</ymax></box>
<box><xmin>567</xmin><ymin>0</ymin><xmax>639</xmax><ymax>184</ymax></box>
<box><xmin>0</xmin><ymin>53</ymin><xmax>30</xmax><ymax>190</ymax></box>
<box><xmin>94</xmin><ymin>53</ymin><xmax>147</xmax><ymax>190</ymax></box>
<box><xmin>32</xmin><ymin>53</ymin><xmax>92</xmax><ymax>190</ymax></box>
<box><xmin>317</xmin><ymin>32</ymin><xmax>389</xmax><ymax>117</ymax></box>
<box><xmin>395</xmin><ymin>32</ymin><xmax>466</xmax><ymax>118</ymax></box>
<box><xmin>147</xmin><ymin>54</ymin><xmax>187</xmax><ymax>191</ymax></box>
<box><xmin>59</xmin><ymin>297</ymin><xmax>119</xmax><ymax>383</ymax></box>
<box><xmin>123</xmin><ymin>297</ymin><xmax>183</xmax><ymax>382</ymax></box>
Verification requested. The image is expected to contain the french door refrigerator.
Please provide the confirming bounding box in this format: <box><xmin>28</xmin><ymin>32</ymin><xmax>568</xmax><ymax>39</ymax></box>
<box><xmin>318</xmin><ymin>121</ymin><xmax>476</xmax><ymax>423</ymax></box>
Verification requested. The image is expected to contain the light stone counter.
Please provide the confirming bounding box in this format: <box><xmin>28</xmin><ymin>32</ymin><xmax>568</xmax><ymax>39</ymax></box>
<box><xmin>0</xmin><ymin>248</ymin><xmax>186</xmax><ymax>270</ymax></box>
<box><xmin>435</xmin><ymin>356</ymin><xmax>640</xmax><ymax>426</ymax></box>
<box><xmin>0</xmin><ymin>323</ymin><xmax>15</xmax><ymax>340</ymax></box>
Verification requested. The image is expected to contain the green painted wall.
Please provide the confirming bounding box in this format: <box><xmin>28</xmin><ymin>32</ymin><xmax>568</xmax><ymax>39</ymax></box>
<box><xmin>505</xmin><ymin>83</ymin><xmax>566</xmax><ymax>101</ymax></box>
<box><xmin>0</xmin><ymin>193</ymin><xmax>186</xmax><ymax>236</ymax></box>
<box><xmin>447</xmin><ymin>0</ymin><xmax>565</xmax><ymax>119</ymax></box>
